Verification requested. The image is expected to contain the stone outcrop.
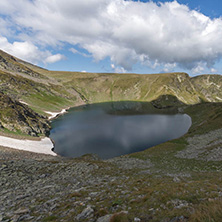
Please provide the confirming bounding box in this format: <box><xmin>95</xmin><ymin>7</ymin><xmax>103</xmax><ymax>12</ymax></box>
<box><xmin>0</xmin><ymin>92</ymin><xmax>50</xmax><ymax>136</ymax></box>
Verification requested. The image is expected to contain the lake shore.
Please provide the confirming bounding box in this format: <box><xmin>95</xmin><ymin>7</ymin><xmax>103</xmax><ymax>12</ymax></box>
<box><xmin>0</xmin><ymin>107</ymin><xmax>71</xmax><ymax>156</ymax></box>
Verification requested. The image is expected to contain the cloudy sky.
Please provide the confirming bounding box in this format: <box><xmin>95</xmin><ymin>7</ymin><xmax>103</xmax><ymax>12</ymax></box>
<box><xmin>0</xmin><ymin>0</ymin><xmax>222</xmax><ymax>75</ymax></box>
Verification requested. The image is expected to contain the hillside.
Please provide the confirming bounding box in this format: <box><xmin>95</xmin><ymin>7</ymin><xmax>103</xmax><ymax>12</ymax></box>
<box><xmin>0</xmin><ymin>50</ymin><xmax>222</xmax><ymax>221</ymax></box>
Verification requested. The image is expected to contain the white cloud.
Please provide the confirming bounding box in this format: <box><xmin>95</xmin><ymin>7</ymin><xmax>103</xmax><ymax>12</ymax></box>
<box><xmin>0</xmin><ymin>0</ymin><xmax>222</xmax><ymax>71</ymax></box>
<box><xmin>210</xmin><ymin>68</ymin><xmax>217</xmax><ymax>73</ymax></box>
<box><xmin>0</xmin><ymin>36</ymin><xmax>64</xmax><ymax>64</ymax></box>
<box><xmin>114</xmin><ymin>66</ymin><xmax>126</xmax><ymax>73</ymax></box>
<box><xmin>0</xmin><ymin>18</ymin><xmax>12</xmax><ymax>36</ymax></box>
<box><xmin>163</xmin><ymin>63</ymin><xmax>177</xmax><ymax>73</ymax></box>
<box><xmin>0</xmin><ymin>36</ymin><xmax>43</xmax><ymax>63</ymax></box>
<box><xmin>45</xmin><ymin>54</ymin><xmax>65</xmax><ymax>64</ymax></box>
<box><xmin>192</xmin><ymin>63</ymin><xmax>205</xmax><ymax>74</ymax></box>
<box><xmin>110</xmin><ymin>63</ymin><xmax>126</xmax><ymax>73</ymax></box>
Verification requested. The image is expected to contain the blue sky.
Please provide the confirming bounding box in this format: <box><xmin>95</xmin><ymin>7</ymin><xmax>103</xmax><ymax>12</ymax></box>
<box><xmin>138</xmin><ymin>0</ymin><xmax>222</xmax><ymax>17</ymax></box>
<box><xmin>0</xmin><ymin>0</ymin><xmax>222</xmax><ymax>75</ymax></box>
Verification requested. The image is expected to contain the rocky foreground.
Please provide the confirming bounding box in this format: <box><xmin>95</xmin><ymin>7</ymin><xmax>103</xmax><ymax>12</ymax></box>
<box><xmin>1</xmin><ymin>127</ymin><xmax>222</xmax><ymax>222</ymax></box>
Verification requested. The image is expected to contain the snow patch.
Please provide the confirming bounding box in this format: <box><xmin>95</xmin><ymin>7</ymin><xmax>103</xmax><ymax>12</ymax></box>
<box><xmin>45</xmin><ymin>109</ymin><xmax>67</xmax><ymax>120</ymax></box>
<box><xmin>0</xmin><ymin>136</ymin><xmax>56</xmax><ymax>156</ymax></box>
<box><xmin>19</xmin><ymin>100</ymin><xmax>29</xmax><ymax>105</ymax></box>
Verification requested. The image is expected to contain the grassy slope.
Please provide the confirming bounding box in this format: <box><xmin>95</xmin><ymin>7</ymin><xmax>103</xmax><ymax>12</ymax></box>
<box><xmin>29</xmin><ymin>69</ymin><xmax>222</xmax><ymax>110</ymax></box>
<box><xmin>0</xmin><ymin>70</ymin><xmax>77</xmax><ymax>114</ymax></box>
<box><xmin>42</xmin><ymin>71</ymin><xmax>201</xmax><ymax>105</ymax></box>
<box><xmin>191</xmin><ymin>74</ymin><xmax>222</xmax><ymax>102</ymax></box>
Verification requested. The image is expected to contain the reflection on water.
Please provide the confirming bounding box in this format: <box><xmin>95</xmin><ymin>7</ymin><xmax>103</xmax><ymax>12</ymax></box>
<box><xmin>50</xmin><ymin>102</ymin><xmax>191</xmax><ymax>159</ymax></box>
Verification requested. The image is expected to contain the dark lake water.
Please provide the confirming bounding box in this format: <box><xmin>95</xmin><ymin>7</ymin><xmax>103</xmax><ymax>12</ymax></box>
<box><xmin>50</xmin><ymin>102</ymin><xmax>191</xmax><ymax>159</ymax></box>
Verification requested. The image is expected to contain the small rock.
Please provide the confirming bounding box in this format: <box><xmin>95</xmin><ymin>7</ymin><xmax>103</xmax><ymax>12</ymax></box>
<box><xmin>14</xmin><ymin>208</ymin><xmax>30</xmax><ymax>215</ymax></box>
<box><xmin>97</xmin><ymin>214</ymin><xmax>112</xmax><ymax>222</ymax></box>
<box><xmin>17</xmin><ymin>214</ymin><xmax>32</xmax><ymax>221</ymax></box>
<box><xmin>50</xmin><ymin>204</ymin><xmax>57</xmax><ymax>211</ymax></box>
<box><xmin>89</xmin><ymin>192</ymin><xmax>98</xmax><ymax>197</ymax></box>
<box><xmin>173</xmin><ymin>177</ymin><xmax>181</xmax><ymax>183</ymax></box>
<box><xmin>16</xmin><ymin>195</ymin><xmax>29</xmax><ymax>201</ymax></box>
<box><xmin>1</xmin><ymin>164</ymin><xmax>7</xmax><ymax>169</ymax></box>
<box><xmin>40</xmin><ymin>174</ymin><xmax>48</xmax><ymax>178</ymax></box>
<box><xmin>76</xmin><ymin>206</ymin><xmax>94</xmax><ymax>220</ymax></box>
<box><xmin>134</xmin><ymin>217</ymin><xmax>141</xmax><ymax>222</ymax></box>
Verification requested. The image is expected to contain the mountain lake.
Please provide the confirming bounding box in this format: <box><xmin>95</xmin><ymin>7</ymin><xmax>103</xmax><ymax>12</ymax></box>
<box><xmin>50</xmin><ymin>102</ymin><xmax>192</xmax><ymax>159</ymax></box>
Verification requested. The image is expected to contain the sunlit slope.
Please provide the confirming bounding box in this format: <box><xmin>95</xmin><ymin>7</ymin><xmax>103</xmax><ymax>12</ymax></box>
<box><xmin>44</xmin><ymin>70</ymin><xmax>222</xmax><ymax>105</ymax></box>
<box><xmin>0</xmin><ymin>69</ymin><xmax>80</xmax><ymax>114</ymax></box>
<box><xmin>43</xmin><ymin>71</ymin><xmax>197</xmax><ymax>104</ymax></box>
<box><xmin>191</xmin><ymin>74</ymin><xmax>222</xmax><ymax>102</ymax></box>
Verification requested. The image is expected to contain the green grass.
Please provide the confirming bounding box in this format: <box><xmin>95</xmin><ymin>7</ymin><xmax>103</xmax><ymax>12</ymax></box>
<box><xmin>27</xmin><ymin>91</ymin><xmax>71</xmax><ymax>111</ymax></box>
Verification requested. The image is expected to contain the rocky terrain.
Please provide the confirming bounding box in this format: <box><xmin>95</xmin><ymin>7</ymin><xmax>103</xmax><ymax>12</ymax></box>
<box><xmin>0</xmin><ymin>50</ymin><xmax>222</xmax><ymax>221</ymax></box>
<box><xmin>0</xmin><ymin>91</ymin><xmax>50</xmax><ymax>136</ymax></box>
<box><xmin>1</xmin><ymin>119</ymin><xmax>222</xmax><ymax>221</ymax></box>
